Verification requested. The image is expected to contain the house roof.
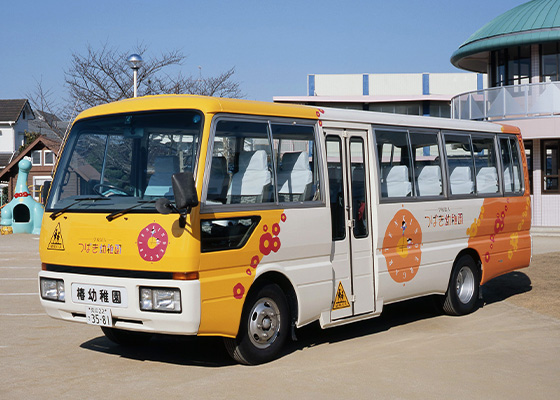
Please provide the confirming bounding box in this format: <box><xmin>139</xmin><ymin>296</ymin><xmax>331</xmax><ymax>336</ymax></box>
<box><xmin>0</xmin><ymin>135</ymin><xmax>61</xmax><ymax>182</ymax></box>
<box><xmin>0</xmin><ymin>99</ymin><xmax>34</xmax><ymax>122</ymax></box>
<box><xmin>451</xmin><ymin>0</ymin><xmax>560</xmax><ymax>72</ymax></box>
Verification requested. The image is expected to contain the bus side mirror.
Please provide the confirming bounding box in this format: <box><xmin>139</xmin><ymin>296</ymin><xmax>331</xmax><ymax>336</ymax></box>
<box><xmin>41</xmin><ymin>181</ymin><xmax>52</xmax><ymax>205</ymax></box>
<box><xmin>172</xmin><ymin>172</ymin><xmax>199</xmax><ymax>211</ymax></box>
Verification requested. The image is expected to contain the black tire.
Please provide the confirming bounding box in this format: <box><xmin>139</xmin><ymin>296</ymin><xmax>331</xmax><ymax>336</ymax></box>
<box><xmin>224</xmin><ymin>283</ymin><xmax>290</xmax><ymax>365</ymax></box>
<box><xmin>442</xmin><ymin>255</ymin><xmax>479</xmax><ymax>316</ymax></box>
<box><xmin>101</xmin><ymin>327</ymin><xmax>152</xmax><ymax>346</ymax></box>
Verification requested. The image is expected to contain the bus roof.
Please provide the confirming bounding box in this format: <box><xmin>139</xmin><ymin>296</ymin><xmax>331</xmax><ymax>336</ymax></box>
<box><xmin>74</xmin><ymin>95</ymin><xmax>319</xmax><ymax>122</ymax></box>
<box><xmin>318</xmin><ymin>106</ymin><xmax>517</xmax><ymax>135</ymax></box>
<box><xmin>74</xmin><ymin>94</ymin><xmax>518</xmax><ymax>135</ymax></box>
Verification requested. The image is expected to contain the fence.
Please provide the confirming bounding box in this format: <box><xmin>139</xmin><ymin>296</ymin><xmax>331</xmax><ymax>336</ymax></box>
<box><xmin>452</xmin><ymin>82</ymin><xmax>560</xmax><ymax>121</ymax></box>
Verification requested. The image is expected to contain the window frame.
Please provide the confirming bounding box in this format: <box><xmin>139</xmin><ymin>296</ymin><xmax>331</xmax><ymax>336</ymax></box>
<box><xmin>31</xmin><ymin>150</ymin><xmax>42</xmax><ymax>166</ymax></box>
<box><xmin>541</xmin><ymin>139</ymin><xmax>560</xmax><ymax>194</ymax></box>
<box><xmin>200</xmin><ymin>114</ymin><xmax>325</xmax><ymax>214</ymax></box>
<box><xmin>43</xmin><ymin>150</ymin><xmax>55</xmax><ymax>166</ymax></box>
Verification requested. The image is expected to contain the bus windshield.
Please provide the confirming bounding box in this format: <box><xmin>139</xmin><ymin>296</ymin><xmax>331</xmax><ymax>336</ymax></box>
<box><xmin>46</xmin><ymin>110</ymin><xmax>203</xmax><ymax>213</ymax></box>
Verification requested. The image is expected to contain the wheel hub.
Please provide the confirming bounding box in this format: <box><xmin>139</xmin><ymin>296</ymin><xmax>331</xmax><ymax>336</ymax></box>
<box><xmin>456</xmin><ymin>266</ymin><xmax>475</xmax><ymax>304</ymax></box>
<box><xmin>248</xmin><ymin>298</ymin><xmax>281</xmax><ymax>349</ymax></box>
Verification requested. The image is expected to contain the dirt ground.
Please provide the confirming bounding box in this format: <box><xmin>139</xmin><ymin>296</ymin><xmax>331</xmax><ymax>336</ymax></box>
<box><xmin>482</xmin><ymin>251</ymin><xmax>560</xmax><ymax>319</ymax></box>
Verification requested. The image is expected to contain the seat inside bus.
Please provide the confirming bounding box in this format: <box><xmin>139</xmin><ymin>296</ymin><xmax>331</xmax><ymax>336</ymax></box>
<box><xmin>417</xmin><ymin>165</ymin><xmax>442</xmax><ymax>196</ymax></box>
<box><xmin>277</xmin><ymin>151</ymin><xmax>313</xmax><ymax>202</ymax></box>
<box><xmin>476</xmin><ymin>167</ymin><xmax>498</xmax><ymax>194</ymax></box>
<box><xmin>145</xmin><ymin>155</ymin><xmax>180</xmax><ymax>197</ymax></box>
<box><xmin>227</xmin><ymin>150</ymin><xmax>271</xmax><ymax>203</ymax></box>
<box><xmin>385</xmin><ymin>165</ymin><xmax>412</xmax><ymax>197</ymax></box>
<box><xmin>450</xmin><ymin>166</ymin><xmax>474</xmax><ymax>195</ymax></box>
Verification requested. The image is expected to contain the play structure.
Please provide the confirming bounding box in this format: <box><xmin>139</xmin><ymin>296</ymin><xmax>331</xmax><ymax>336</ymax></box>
<box><xmin>0</xmin><ymin>159</ymin><xmax>44</xmax><ymax>235</ymax></box>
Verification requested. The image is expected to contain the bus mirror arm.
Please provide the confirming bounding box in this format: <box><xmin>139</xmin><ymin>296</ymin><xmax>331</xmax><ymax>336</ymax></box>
<box><xmin>154</xmin><ymin>172</ymin><xmax>199</xmax><ymax>228</ymax></box>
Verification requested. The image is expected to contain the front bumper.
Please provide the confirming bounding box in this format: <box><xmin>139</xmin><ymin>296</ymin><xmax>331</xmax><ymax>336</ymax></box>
<box><xmin>38</xmin><ymin>270</ymin><xmax>201</xmax><ymax>335</ymax></box>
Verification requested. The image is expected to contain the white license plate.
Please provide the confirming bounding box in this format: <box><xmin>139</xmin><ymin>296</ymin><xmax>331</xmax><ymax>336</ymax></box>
<box><xmin>86</xmin><ymin>306</ymin><xmax>112</xmax><ymax>327</ymax></box>
<box><xmin>71</xmin><ymin>283</ymin><xmax>128</xmax><ymax>308</ymax></box>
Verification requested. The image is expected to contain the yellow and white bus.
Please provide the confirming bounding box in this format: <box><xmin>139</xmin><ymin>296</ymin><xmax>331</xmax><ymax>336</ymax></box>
<box><xmin>39</xmin><ymin>95</ymin><xmax>531</xmax><ymax>364</ymax></box>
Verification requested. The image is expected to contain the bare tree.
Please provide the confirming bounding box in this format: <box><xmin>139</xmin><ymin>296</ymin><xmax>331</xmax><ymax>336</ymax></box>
<box><xmin>64</xmin><ymin>43</ymin><xmax>243</xmax><ymax>113</ymax></box>
<box><xmin>26</xmin><ymin>77</ymin><xmax>67</xmax><ymax>139</ymax></box>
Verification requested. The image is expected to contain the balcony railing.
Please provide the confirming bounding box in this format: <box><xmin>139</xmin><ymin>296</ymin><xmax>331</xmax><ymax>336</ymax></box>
<box><xmin>451</xmin><ymin>82</ymin><xmax>560</xmax><ymax>121</ymax></box>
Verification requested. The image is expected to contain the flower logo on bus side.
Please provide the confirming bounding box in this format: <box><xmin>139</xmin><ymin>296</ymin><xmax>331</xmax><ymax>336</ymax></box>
<box><xmin>382</xmin><ymin>209</ymin><xmax>423</xmax><ymax>285</ymax></box>
<box><xmin>233</xmin><ymin>213</ymin><xmax>286</xmax><ymax>300</ymax></box>
<box><xmin>137</xmin><ymin>222</ymin><xmax>168</xmax><ymax>262</ymax></box>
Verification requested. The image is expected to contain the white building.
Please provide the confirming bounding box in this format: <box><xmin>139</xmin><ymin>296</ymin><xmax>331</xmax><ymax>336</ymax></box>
<box><xmin>451</xmin><ymin>0</ymin><xmax>560</xmax><ymax>229</ymax></box>
<box><xmin>0</xmin><ymin>99</ymin><xmax>35</xmax><ymax>170</ymax></box>
<box><xmin>274</xmin><ymin>72</ymin><xmax>485</xmax><ymax>118</ymax></box>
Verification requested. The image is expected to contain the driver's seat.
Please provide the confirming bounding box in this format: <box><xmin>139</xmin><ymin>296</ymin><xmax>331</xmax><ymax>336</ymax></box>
<box><xmin>145</xmin><ymin>156</ymin><xmax>179</xmax><ymax>197</ymax></box>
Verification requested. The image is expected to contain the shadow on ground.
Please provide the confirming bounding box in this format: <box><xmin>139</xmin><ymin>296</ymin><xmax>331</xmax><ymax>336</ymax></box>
<box><xmin>80</xmin><ymin>272</ymin><xmax>532</xmax><ymax>366</ymax></box>
<box><xmin>481</xmin><ymin>271</ymin><xmax>532</xmax><ymax>305</ymax></box>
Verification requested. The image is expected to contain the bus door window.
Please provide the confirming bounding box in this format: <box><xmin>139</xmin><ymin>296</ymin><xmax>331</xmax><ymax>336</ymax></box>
<box><xmin>444</xmin><ymin>134</ymin><xmax>475</xmax><ymax>196</ymax></box>
<box><xmin>410</xmin><ymin>132</ymin><xmax>443</xmax><ymax>197</ymax></box>
<box><xmin>349</xmin><ymin>138</ymin><xmax>368</xmax><ymax>238</ymax></box>
<box><xmin>326</xmin><ymin>136</ymin><xmax>346</xmax><ymax>241</ymax></box>
<box><xmin>375</xmin><ymin>130</ymin><xmax>413</xmax><ymax>199</ymax></box>
<box><xmin>472</xmin><ymin>135</ymin><xmax>499</xmax><ymax>195</ymax></box>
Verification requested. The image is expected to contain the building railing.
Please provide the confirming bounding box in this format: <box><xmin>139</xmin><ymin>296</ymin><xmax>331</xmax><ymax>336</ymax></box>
<box><xmin>451</xmin><ymin>82</ymin><xmax>560</xmax><ymax>121</ymax></box>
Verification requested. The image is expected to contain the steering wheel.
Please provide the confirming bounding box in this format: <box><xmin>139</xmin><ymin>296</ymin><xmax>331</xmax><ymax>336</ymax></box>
<box><xmin>93</xmin><ymin>183</ymin><xmax>131</xmax><ymax>197</ymax></box>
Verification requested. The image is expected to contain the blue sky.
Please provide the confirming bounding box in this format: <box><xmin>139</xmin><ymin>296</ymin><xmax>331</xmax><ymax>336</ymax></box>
<box><xmin>1</xmin><ymin>0</ymin><xmax>527</xmax><ymax>105</ymax></box>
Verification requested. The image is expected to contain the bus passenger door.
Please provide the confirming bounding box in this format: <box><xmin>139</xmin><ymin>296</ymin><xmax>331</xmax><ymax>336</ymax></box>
<box><xmin>326</xmin><ymin>130</ymin><xmax>375</xmax><ymax>321</ymax></box>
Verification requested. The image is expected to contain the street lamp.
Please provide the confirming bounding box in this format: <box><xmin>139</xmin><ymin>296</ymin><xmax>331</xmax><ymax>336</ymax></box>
<box><xmin>127</xmin><ymin>54</ymin><xmax>143</xmax><ymax>98</ymax></box>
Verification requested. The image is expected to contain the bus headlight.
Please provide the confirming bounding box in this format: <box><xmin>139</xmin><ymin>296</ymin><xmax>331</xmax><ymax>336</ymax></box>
<box><xmin>139</xmin><ymin>287</ymin><xmax>181</xmax><ymax>313</ymax></box>
<box><xmin>40</xmin><ymin>278</ymin><xmax>65</xmax><ymax>302</ymax></box>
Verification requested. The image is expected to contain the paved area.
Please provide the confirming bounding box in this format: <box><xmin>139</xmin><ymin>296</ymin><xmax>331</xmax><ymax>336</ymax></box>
<box><xmin>1</xmin><ymin>233</ymin><xmax>559</xmax><ymax>399</ymax></box>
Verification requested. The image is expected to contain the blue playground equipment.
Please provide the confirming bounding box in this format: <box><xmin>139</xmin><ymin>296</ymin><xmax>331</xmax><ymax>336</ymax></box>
<box><xmin>0</xmin><ymin>159</ymin><xmax>44</xmax><ymax>234</ymax></box>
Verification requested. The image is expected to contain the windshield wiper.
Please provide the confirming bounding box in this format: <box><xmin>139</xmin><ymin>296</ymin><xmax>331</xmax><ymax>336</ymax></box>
<box><xmin>106</xmin><ymin>199</ymin><xmax>157</xmax><ymax>222</ymax></box>
<box><xmin>50</xmin><ymin>196</ymin><xmax>110</xmax><ymax>220</ymax></box>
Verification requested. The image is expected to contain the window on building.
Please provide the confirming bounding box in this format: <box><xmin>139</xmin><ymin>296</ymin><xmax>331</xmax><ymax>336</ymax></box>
<box><xmin>31</xmin><ymin>151</ymin><xmax>42</xmax><ymax>166</ymax></box>
<box><xmin>44</xmin><ymin>150</ymin><xmax>55</xmax><ymax>166</ymax></box>
<box><xmin>491</xmin><ymin>46</ymin><xmax>532</xmax><ymax>87</ymax></box>
<box><xmin>542</xmin><ymin>140</ymin><xmax>560</xmax><ymax>193</ymax></box>
<box><xmin>541</xmin><ymin>43</ymin><xmax>560</xmax><ymax>82</ymax></box>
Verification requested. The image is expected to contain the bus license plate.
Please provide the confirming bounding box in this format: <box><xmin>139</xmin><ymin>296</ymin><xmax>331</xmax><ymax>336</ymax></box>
<box><xmin>86</xmin><ymin>306</ymin><xmax>112</xmax><ymax>327</ymax></box>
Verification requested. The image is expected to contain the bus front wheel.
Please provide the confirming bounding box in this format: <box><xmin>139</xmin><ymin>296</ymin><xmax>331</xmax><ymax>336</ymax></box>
<box><xmin>442</xmin><ymin>255</ymin><xmax>479</xmax><ymax>316</ymax></box>
<box><xmin>224</xmin><ymin>283</ymin><xmax>289</xmax><ymax>365</ymax></box>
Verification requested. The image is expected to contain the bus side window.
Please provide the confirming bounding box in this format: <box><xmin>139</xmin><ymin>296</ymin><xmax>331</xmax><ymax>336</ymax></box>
<box><xmin>501</xmin><ymin>137</ymin><xmax>524</xmax><ymax>194</ymax></box>
<box><xmin>472</xmin><ymin>135</ymin><xmax>499</xmax><ymax>195</ymax></box>
<box><xmin>207</xmin><ymin>120</ymin><xmax>273</xmax><ymax>205</ymax></box>
<box><xmin>444</xmin><ymin>133</ymin><xmax>475</xmax><ymax>196</ymax></box>
<box><xmin>271</xmin><ymin>123</ymin><xmax>319</xmax><ymax>203</ymax></box>
<box><xmin>410</xmin><ymin>131</ymin><xmax>443</xmax><ymax>197</ymax></box>
<box><xmin>375</xmin><ymin>130</ymin><xmax>412</xmax><ymax>199</ymax></box>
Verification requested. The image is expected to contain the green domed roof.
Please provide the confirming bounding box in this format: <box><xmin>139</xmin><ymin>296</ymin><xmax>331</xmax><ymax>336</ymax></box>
<box><xmin>451</xmin><ymin>0</ymin><xmax>560</xmax><ymax>72</ymax></box>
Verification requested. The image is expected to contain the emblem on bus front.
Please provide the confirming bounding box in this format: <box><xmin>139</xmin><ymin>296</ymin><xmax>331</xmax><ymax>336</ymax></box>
<box><xmin>137</xmin><ymin>222</ymin><xmax>169</xmax><ymax>262</ymax></box>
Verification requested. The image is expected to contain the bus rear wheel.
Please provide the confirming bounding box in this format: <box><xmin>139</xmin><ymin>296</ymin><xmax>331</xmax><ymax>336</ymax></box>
<box><xmin>224</xmin><ymin>283</ymin><xmax>289</xmax><ymax>365</ymax></box>
<box><xmin>442</xmin><ymin>255</ymin><xmax>479</xmax><ymax>316</ymax></box>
